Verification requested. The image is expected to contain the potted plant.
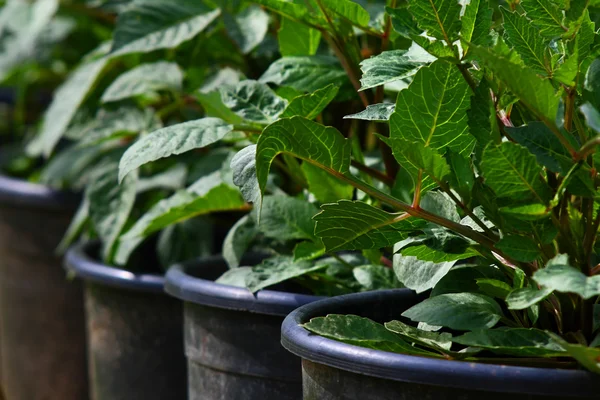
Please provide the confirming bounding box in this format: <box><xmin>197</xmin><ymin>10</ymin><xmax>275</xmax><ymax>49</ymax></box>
<box><xmin>0</xmin><ymin>1</ymin><xmax>109</xmax><ymax>398</ymax></box>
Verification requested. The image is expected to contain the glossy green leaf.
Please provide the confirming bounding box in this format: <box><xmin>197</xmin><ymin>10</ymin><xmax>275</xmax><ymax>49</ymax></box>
<box><xmin>496</xmin><ymin>235</ymin><xmax>542</xmax><ymax>262</ymax></box>
<box><xmin>314</xmin><ymin>200</ymin><xmax>424</xmax><ymax>252</ymax></box>
<box><xmin>522</xmin><ymin>0</ymin><xmax>566</xmax><ymax>38</ymax></box>
<box><xmin>407</xmin><ymin>0</ymin><xmax>461</xmax><ymax>42</ymax></box>
<box><xmin>453</xmin><ymin>328</ymin><xmax>566</xmax><ymax>357</ymax></box>
<box><xmin>220</xmin><ymin>80</ymin><xmax>287</xmax><ymax>124</ymax></box>
<box><xmin>506</xmin><ymin>286</ymin><xmax>553</xmax><ymax>310</ymax></box>
<box><xmin>246</xmin><ymin>256</ymin><xmax>327</xmax><ymax>292</ymax></box>
<box><xmin>533</xmin><ymin>254</ymin><xmax>600</xmax><ymax>299</ymax></box>
<box><xmin>358</xmin><ymin>44</ymin><xmax>435</xmax><ymax>91</ymax></box>
<box><xmin>222</xmin><ymin>214</ymin><xmax>258</xmax><ymax>269</ymax></box>
<box><xmin>402</xmin><ymin>293</ymin><xmax>503</xmax><ymax>331</ymax></box>
<box><xmin>385</xmin><ymin>320</ymin><xmax>452</xmax><ymax>351</ymax></box>
<box><xmin>278</xmin><ymin>17</ymin><xmax>321</xmax><ymax>57</ymax></box>
<box><xmin>111</xmin><ymin>0</ymin><xmax>220</xmax><ymax>56</ymax></box>
<box><xmin>393</xmin><ymin>254</ymin><xmax>456</xmax><ymax>293</ymax></box>
<box><xmin>224</xmin><ymin>5</ymin><xmax>269</xmax><ymax>54</ymax></box>
<box><xmin>344</xmin><ymin>103</ymin><xmax>395</xmax><ymax>122</ymax></box>
<box><xmin>101</xmin><ymin>61</ymin><xmax>183</xmax><ymax>103</ymax></box>
<box><xmin>119</xmin><ymin>118</ymin><xmax>233</xmax><ymax>182</ymax></box>
<box><xmin>281</xmin><ymin>84</ymin><xmax>339</xmax><ymax>120</ymax></box>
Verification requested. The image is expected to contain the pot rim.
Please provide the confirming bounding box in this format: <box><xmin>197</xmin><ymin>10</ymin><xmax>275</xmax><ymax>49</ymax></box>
<box><xmin>281</xmin><ymin>289</ymin><xmax>600</xmax><ymax>398</ymax></box>
<box><xmin>165</xmin><ymin>255</ymin><xmax>323</xmax><ymax>317</ymax></box>
<box><xmin>0</xmin><ymin>174</ymin><xmax>80</xmax><ymax>211</ymax></box>
<box><xmin>64</xmin><ymin>241</ymin><xmax>165</xmax><ymax>293</ymax></box>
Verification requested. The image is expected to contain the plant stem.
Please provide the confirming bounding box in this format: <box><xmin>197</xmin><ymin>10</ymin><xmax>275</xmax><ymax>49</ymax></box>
<box><xmin>440</xmin><ymin>183</ymin><xmax>497</xmax><ymax>239</ymax></box>
<box><xmin>350</xmin><ymin>159</ymin><xmax>394</xmax><ymax>185</ymax></box>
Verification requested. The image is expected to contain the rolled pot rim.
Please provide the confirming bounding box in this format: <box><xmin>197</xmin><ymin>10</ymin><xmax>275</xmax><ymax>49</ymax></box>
<box><xmin>0</xmin><ymin>174</ymin><xmax>80</xmax><ymax>211</ymax></box>
<box><xmin>165</xmin><ymin>255</ymin><xmax>323</xmax><ymax>317</ymax></box>
<box><xmin>64</xmin><ymin>241</ymin><xmax>165</xmax><ymax>294</ymax></box>
<box><xmin>281</xmin><ymin>289</ymin><xmax>600</xmax><ymax>398</ymax></box>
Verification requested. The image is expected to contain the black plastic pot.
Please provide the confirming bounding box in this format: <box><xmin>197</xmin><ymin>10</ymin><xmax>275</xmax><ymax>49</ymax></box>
<box><xmin>0</xmin><ymin>175</ymin><xmax>87</xmax><ymax>399</ymax></box>
<box><xmin>64</xmin><ymin>241</ymin><xmax>186</xmax><ymax>400</ymax></box>
<box><xmin>165</xmin><ymin>255</ymin><xmax>322</xmax><ymax>400</ymax></box>
<box><xmin>282</xmin><ymin>289</ymin><xmax>600</xmax><ymax>400</ymax></box>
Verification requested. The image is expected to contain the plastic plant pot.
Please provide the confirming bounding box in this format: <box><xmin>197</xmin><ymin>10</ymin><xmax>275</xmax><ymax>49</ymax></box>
<box><xmin>165</xmin><ymin>255</ymin><xmax>322</xmax><ymax>400</ymax></box>
<box><xmin>0</xmin><ymin>174</ymin><xmax>87</xmax><ymax>400</ymax></box>
<box><xmin>281</xmin><ymin>289</ymin><xmax>600</xmax><ymax>400</ymax></box>
<box><xmin>64</xmin><ymin>241</ymin><xmax>186</xmax><ymax>400</ymax></box>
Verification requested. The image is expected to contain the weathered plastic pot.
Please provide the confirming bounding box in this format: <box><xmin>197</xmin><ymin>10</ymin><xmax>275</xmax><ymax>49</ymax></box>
<box><xmin>64</xmin><ymin>241</ymin><xmax>186</xmax><ymax>400</ymax></box>
<box><xmin>282</xmin><ymin>289</ymin><xmax>600</xmax><ymax>400</ymax></box>
<box><xmin>165</xmin><ymin>255</ymin><xmax>322</xmax><ymax>400</ymax></box>
<box><xmin>0</xmin><ymin>175</ymin><xmax>87</xmax><ymax>400</ymax></box>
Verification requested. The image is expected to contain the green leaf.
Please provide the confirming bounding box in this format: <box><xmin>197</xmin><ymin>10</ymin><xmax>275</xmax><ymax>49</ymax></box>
<box><xmin>255</xmin><ymin>116</ymin><xmax>351</xmax><ymax>196</ymax></box>
<box><xmin>585</xmin><ymin>59</ymin><xmax>600</xmax><ymax>111</ymax></box>
<box><xmin>460</xmin><ymin>0</ymin><xmax>493</xmax><ymax>55</ymax></box>
<box><xmin>403</xmin><ymin>293</ymin><xmax>504</xmax><ymax>331</ymax></box>
<box><xmin>259</xmin><ymin>195</ymin><xmax>319</xmax><ymax>241</ymax></box>
<box><xmin>521</xmin><ymin>0</ymin><xmax>566</xmax><ymax>38</ymax></box>
<box><xmin>29</xmin><ymin>57</ymin><xmax>108</xmax><ymax>156</ymax></box>
<box><xmin>259</xmin><ymin>56</ymin><xmax>351</xmax><ymax>93</ymax></box>
<box><xmin>506</xmin><ymin>286</ymin><xmax>553</xmax><ymax>310</ymax></box>
<box><xmin>480</xmin><ymin>142</ymin><xmax>551</xmax><ymax>204</ymax></box>
<box><xmin>157</xmin><ymin>218</ymin><xmax>213</xmax><ymax>269</ymax></box>
<box><xmin>115</xmin><ymin>172</ymin><xmax>245</xmax><ymax>264</ymax></box>
<box><xmin>118</xmin><ymin>118</ymin><xmax>233</xmax><ymax>182</ymax></box>
<box><xmin>87</xmin><ymin>164</ymin><xmax>138</xmax><ymax>263</ymax></box>
<box><xmin>496</xmin><ymin>235</ymin><xmax>541</xmax><ymax>262</ymax></box>
<box><xmin>303</xmin><ymin>314</ymin><xmax>434</xmax><ymax>355</ymax></box>
<box><xmin>533</xmin><ymin>254</ymin><xmax>600</xmax><ymax>299</ymax></box>
<box><xmin>580</xmin><ymin>103</ymin><xmax>600</xmax><ymax>133</ymax></box>
<box><xmin>231</xmin><ymin>144</ymin><xmax>261</xmax><ymax>209</ymax></box>
<box><xmin>314</xmin><ymin>200</ymin><xmax>424</xmax><ymax>252</ymax></box>
<box><xmin>281</xmin><ymin>84</ymin><xmax>339</xmax><ymax>120</ymax></box>
<box><xmin>467</xmin><ymin>79</ymin><xmax>498</xmax><ymax>145</ymax></box>
<box><xmin>278</xmin><ymin>17</ymin><xmax>321</xmax><ymax>57</ymax></box>
<box><xmin>499</xmin><ymin>203</ymin><xmax>551</xmax><ymax>221</ymax></box>
<box><xmin>445</xmin><ymin>148</ymin><xmax>474</xmax><ymax>200</ymax></box>
<box><xmin>136</xmin><ymin>164</ymin><xmax>187</xmax><ymax>194</ymax></box>
<box><xmin>358</xmin><ymin>44</ymin><xmax>435</xmax><ymax>91</ymax></box>
<box><xmin>101</xmin><ymin>61</ymin><xmax>182</xmax><ymax>103</ymax></box>
<box><xmin>547</xmin><ymin>333</ymin><xmax>600</xmax><ymax>374</ymax></box>
<box><xmin>222</xmin><ymin>214</ymin><xmax>258</xmax><ymax>269</ymax></box>
<box><xmin>431</xmin><ymin>264</ymin><xmax>506</xmax><ymax>296</ymax></box>
<box><xmin>468</xmin><ymin>44</ymin><xmax>560</xmax><ymax>126</ymax></box>
<box><xmin>245</xmin><ymin>256</ymin><xmax>327</xmax><ymax>292</ymax></box>
<box><xmin>476</xmin><ymin>279</ymin><xmax>513</xmax><ymax>299</ymax></box>
<box><xmin>344</xmin><ymin>103</ymin><xmax>395</xmax><ymax>122</ymax></box>
<box><xmin>393</xmin><ymin>254</ymin><xmax>456</xmax><ymax>293</ymax></box>
<box><xmin>216</xmin><ymin>267</ymin><xmax>253</xmax><ymax>287</ymax></box>
<box><xmin>39</xmin><ymin>144</ymin><xmax>106</xmax><ymax>190</ymax></box>
<box><xmin>223</xmin><ymin>5</ymin><xmax>269</xmax><ymax>54</ymax></box>
<box><xmin>220</xmin><ymin>80</ymin><xmax>287</xmax><ymax>124</ymax></box>
<box><xmin>500</xmin><ymin>7</ymin><xmax>551</xmax><ymax>75</ymax></box>
<box><xmin>353</xmin><ymin>265</ymin><xmax>403</xmax><ymax>291</ymax></box>
<box><xmin>252</xmin><ymin>0</ymin><xmax>310</xmax><ymax>21</ymax></box>
<box><xmin>407</xmin><ymin>0</ymin><xmax>461</xmax><ymax>43</ymax></box>
<box><xmin>385</xmin><ymin>320</ymin><xmax>452</xmax><ymax>351</ymax></box>
<box><xmin>111</xmin><ymin>0</ymin><xmax>220</xmax><ymax>56</ymax></box>
<box><xmin>57</xmin><ymin>198</ymin><xmax>90</xmax><ymax>254</ymax></box>
<box><xmin>321</xmin><ymin>0</ymin><xmax>370</xmax><ymax>28</ymax></box>
<box><xmin>301</xmin><ymin>162</ymin><xmax>353</xmax><ymax>203</ymax></box>
<box><xmin>506</xmin><ymin>122</ymin><xmax>573</xmax><ymax>174</ymax></box>
<box><xmin>294</xmin><ymin>240</ymin><xmax>326</xmax><ymax>261</ymax></box>
<box><xmin>453</xmin><ymin>328</ymin><xmax>566</xmax><ymax>357</ymax></box>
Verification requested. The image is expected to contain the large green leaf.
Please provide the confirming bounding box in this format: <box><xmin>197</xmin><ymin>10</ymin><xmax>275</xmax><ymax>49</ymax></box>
<box><xmin>87</xmin><ymin>164</ymin><xmax>138</xmax><ymax>263</ymax></box>
<box><xmin>111</xmin><ymin>0</ymin><xmax>220</xmax><ymax>56</ymax></box>
<box><xmin>219</xmin><ymin>80</ymin><xmax>287</xmax><ymax>124</ymax></box>
<box><xmin>453</xmin><ymin>328</ymin><xmax>566</xmax><ymax>357</ymax></box>
<box><xmin>115</xmin><ymin>172</ymin><xmax>245</xmax><ymax>264</ymax></box>
<box><xmin>358</xmin><ymin>44</ymin><xmax>435</xmax><ymax>91</ymax></box>
<box><xmin>460</xmin><ymin>0</ymin><xmax>493</xmax><ymax>56</ymax></box>
<box><xmin>469</xmin><ymin>44</ymin><xmax>560</xmax><ymax>126</ymax></box>
<box><xmin>223</xmin><ymin>5</ymin><xmax>269</xmax><ymax>54</ymax></box>
<box><xmin>393</xmin><ymin>254</ymin><xmax>456</xmax><ymax>293</ymax></box>
<box><xmin>385</xmin><ymin>320</ymin><xmax>452</xmax><ymax>352</ymax></box>
<box><xmin>244</xmin><ymin>256</ymin><xmax>328</xmax><ymax>292</ymax></box>
<box><xmin>407</xmin><ymin>0</ymin><xmax>462</xmax><ymax>43</ymax></box>
<box><xmin>259</xmin><ymin>195</ymin><xmax>319</xmax><ymax>241</ymax></box>
<box><xmin>495</xmin><ymin>235</ymin><xmax>542</xmax><ymax>262</ymax></box>
<box><xmin>303</xmin><ymin>314</ymin><xmax>435</xmax><ymax>355</ymax></box>
<box><xmin>402</xmin><ymin>293</ymin><xmax>504</xmax><ymax>330</ymax></box>
<box><xmin>521</xmin><ymin>0</ymin><xmax>567</xmax><ymax>38</ymax></box>
<box><xmin>505</xmin><ymin>286</ymin><xmax>553</xmax><ymax>310</ymax></box>
<box><xmin>321</xmin><ymin>0</ymin><xmax>370</xmax><ymax>28</ymax></box>
<box><xmin>281</xmin><ymin>84</ymin><xmax>339</xmax><ymax>120</ymax></box>
<box><xmin>278</xmin><ymin>17</ymin><xmax>321</xmax><ymax>57</ymax></box>
<box><xmin>500</xmin><ymin>7</ymin><xmax>551</xmax><ymax>75</ymax></box>
<box><xmin>255</xmin><ymin>116</ymin><xmax>352</xmax><ymax>195</ymax></box>
<box><xmin>101</xmin><ymin>61</ymin><xmax>183</xmax><ymax>103</ymax></box>
<box><xmin>29</xmin><ymin>56</ymin><xmax>108</xmax><ymax>156</ymax></box>
<box><xmin>480</xmin><ymin>142</ymin><xmax>551</xmax><ymax>204</ymax></box>
<box><xmin>259</xmin><ymin>56</ymin><xmax>351</xmax><ymax>93</ymax></box>
<box><xmin>118</xmin><ymin>118</ymin><xmax>233</xmax><ymax>182</ymax></box>
<box><xmin>313</xmin><ymin>200</ymin><xmax>424</xmax><ymax>252</ymax></box>
<box><xmin>533</xmin><ymin>254</ymin><xmax>600</xmax><ymax>299</ymax></box>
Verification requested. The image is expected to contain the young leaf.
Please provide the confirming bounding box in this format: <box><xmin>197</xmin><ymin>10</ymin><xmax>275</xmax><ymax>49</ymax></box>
<box><xmin>358</xmin><ymin>44</ymin><xmax>435</xmax><ymax>91</ymax></box>
<box><xmin>393</xmin><ymin>254</ymin><xmax>456</xmax><ymax>293</ymax></box>
<box><xmin>533</xmin><ymin>255</ymin><xmax>600</xmax><ymax>299</ymax></box>
<box><xmin>505</xmin><ymin>286</ymin><xmax>553</xmax><ymax>310</ymax></box>
<box><xmin>344</xmin><ymin>103</ymin><xmax>395</xmax><ymax>122</ymax></box>
<box><xmin>118</xmin><ymin>118</ymin><xmax>233</xmax><ymax>182</ymax></box>
<box><xmin>303</xmin><ymin>314</ymin><xmax>434</xmax><ymax>355</ymax></box>
<box><xmin>231</xmin><ymin>145</ymin><xmax>261</xmax><ymax>209</ymax></box>
<box><xmin>111</xmin><ymin>1</ymin><xmax>220</xmax><ymax>56</ymax></box>
<box><xmin>259</xmin><ymin>195</ymin><xmax>319</xmax><ymax>241</ymax></box>
<box><xmin>259</xmin><ymin>56</ymin><xmax>351</xmax><ymax>93</ymax></box>
<box><xmin>495</xmin><ymin>235</ymin><xmax>542</xmax><ymax>262</ymax></box>
<box><xmin>223</xmin><ymin>5</ymin><xmax>269</xmax><ymax>54</ymax></box>
<box><xmin>407</xmin><ymin>0</ymin><xmax>462</xmax><ymax>43</ymax></box>
<box><xmin>453</xmin><ymin>328</ymin><xmax>566</xmax><ymax>357</ymax></box>
<box><xmin>521</xmin><ymin>0</ymin><xmax>567</xmax><ymax>38</ymax></box>
<box><xmin>101</xmin><ymin>61</ymin><xmax>183</xmax><ymax>103</ymax></box>
<box><xmin>222</xmin><ymin>214</ymin><xmax>258</xmax><ymax>269</ymax></box>
<box><xmin>313</xmin><ymin>200</ymin><xmax>424</xmax><ymax>252</ymax></box>
<box><xmin>402</xmin><ymin>293</ymin><xmax>504</xmax><ymax>331</ymax></box>
<box><xmin>278</xmin><ymin>17</ymin><xmax>321</xmax><ymax>57</ymax></box>
<box><xmin>219</xmin><ymin>80</ymin><xmax>287</xmax><ymax>124</ymax></box>
<box><xmin>280</xmin><ymin>84</ymin><xmax>339</xmax><ymax>120</ymax></box>
<box><xmin>245</xmin><ymin>256</ymin><xmax>327</xmax><ymax>292</ymax></box>
<box><xmin>385</xmin><ymin>320</ymin><xmax>452</xmax><ymax>351</ymax></box>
